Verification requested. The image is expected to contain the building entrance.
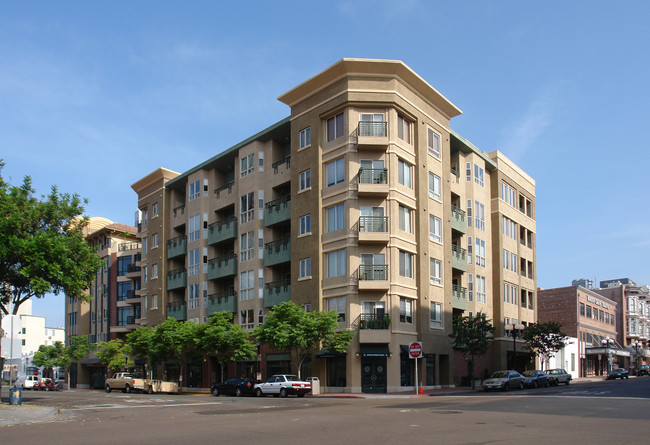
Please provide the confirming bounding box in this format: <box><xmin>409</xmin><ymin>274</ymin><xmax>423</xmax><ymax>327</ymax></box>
<box><xmin>361</xmin><ymin>357</ymin><xmax>387</xmax><ymax>393</ymax></box>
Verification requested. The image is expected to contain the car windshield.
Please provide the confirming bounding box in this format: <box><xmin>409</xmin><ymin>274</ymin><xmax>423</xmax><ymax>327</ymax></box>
<box><xmin>491</xmin><ymin>371</ymin><xmax>508</xmax><ymax>378</ymax></box>
<box><xmin>547</xmin><ymin>370</ymin><xmax>559</xmax><ymax>375</ymax></box>
<box><xmin>283</xmin><ymin>375</ymin><xmax>301</xmax><ymax>381</ymax></box>
<box><xmin>522</xmin><ymin>371</ymin><xmax>537</xmax><ymax>377</ymax></box>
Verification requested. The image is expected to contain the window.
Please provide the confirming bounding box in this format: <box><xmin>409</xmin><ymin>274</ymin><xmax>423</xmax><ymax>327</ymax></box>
<box><xmin>399</xmin><ymin>250</ymin><xmax>413</xmax><ymax>278</ymax></box>
<box><xmin>397</xmin><ymin>115</ymin><xmax>411</xmax><ymax>143</ymax></box>
<box><xmin>466</xmin><ymin>200</ymin><xmax>472</xmax><ymax>227</ymax></box>
<box><xmin>501</xmin><ymin>181</ymin><xmax>517</xmax><ymax>207</ymax></box>
<box><xmin>152</xmin><ymin>264</ymin><xmax>158</xmax><ymax>279</ymax></box>
<box><xmin>326</xmin><ymin>296</ymin><xmax>346</xmax><ymax>322</ymax></box>
<box><xmin>117</xmin><ymin>256</ymin><xmax>132</xmax><ymax>276</ymax></box>
<box><xmin>326</xmin><ymin>203</ymin><xmax>344</xmax><ymax>232</ymax></box>
<box><xmin>327</xmin><ymin>113</ymin><xmax>344</xmax><ymax>141</ymax></box>
<box><xmin>241</xmin><ymin>153</ymin><xmax>254</xmax><ymax>177</ymax></box>
<box><xmin>189</xmin><ymin>180</ymin><xmax>200</xmax><ymax>201</ymax></box>
<box><xmin>188</xmin><ymin>248</ymin><xmax>200</xmax><ymax>276</ymax></box>
<box><xmin>427</xmin><ymin>128</ymin><xmax>441</xmax><ymax>159</ymax></box>
<box><xmin>468</xmin><ymin>274</ymin><xmax>473</xmax><ymax>301</ymax></box>
<box><xmin>467</xmin><ymin>237</ymin><xmax>473</xmax><ymax>264</ymax></box>
<box><xmin>299</xmin><ymin>169</ymin><xmax>311</xmax><ymax>191</ymax></box>
<box><xmin>429</xmin><ymin>215</ymin><xmax>442</xmax><ymax>243</ymax></box>
<box><xmin>300</xmin><ymin>127</ymin><xmax>311</xmax><ymax>148</ymax></box>
<box><xmin>430</xmin><ymin>302</ymin><xmax>442</xmax><ymax>328</ymax></box>
<box><xmin>466</xmin><ymin>163</ymin><xmax>471</xmax><ymax>182</ymax></box>
<box><xmin>299</xmin><ymin>258</ymin><xmax>311</xmax><ymax>279</ymax></box>
<box><xmin>428</xmin><ymin>173</ymin><xmax>441</xmax><ymax>200</ymax></box>
<box><xmin>240</xmin><ymin>309</ymin><xmax>254</xmax><ymax>330</ymax></box>
<box><xmin>189</xmin><ymin>214</ymin><xmax>201</xmax><ymax>242</ymax></box>
<box><xmin>188</xmin><ymin>283</ymin><xmax>200</xmax><ymax>309</ymax></box>
<box><xmin>474</xmin><ymin>201</ymin><xmax>485</xmax><ymax>231</ymax></box>
<box><xmin>398</xmin><ymin>159</ymin><xmax>412</xmax><ymax>188</ymax></box>
<box><xmin>586</xmin><ymin>305</ymin><xmax>592</xmax><ymax>318</ymax></box>
<box><xmin>152</xmin><ymin>202</ymin><xmax>159</xmax><ymax>217</ymax></box>
<box><xmin>502</xmin><ymin>216</ymin><xmax>517</xmax><ymax>240</ymax></box>
<box><xmin>475</xmin><ymin>238</ymin><xmax>486</xmax><ymax>267</ymax></box>
<box><xmin>326</xmin><ymin>158</ymin><xmax>345</xmax><ymax>186</ymax></box>
<box><xmin>398</xmin><ymin>205</ymin><xmax>413</xmax><ymax>233</ymax></box>
<box><xmin>430</xmin><ymin>258</ymin><xmax>442</xmax><ymax>285</ymax></box>
<box><xmin>240</xmin><ymin>270</ymin><xmax>255</xmax><ymax>300</ymax></box>
<box><xmin>152</xmin><ymin>233</ymin><xmax>158</xmax><ymax>248</ymax></box>
<box><xmin>474</xmin><ymin>164</ymin><xmax>484</xmax><ymax>187</ymax></box>
<box><xmin>476</xmin><ymin>275</ymin><xmax>487</xmax><ymax>303</ymax></box>
<box><xmin>240</xmin><ymin>231</ymin><xmax>254</xmax><ymax>262</ymax></box>
<box><xmin>299</xmin><ymin>214</ymin><xmax>311</xmax><ymax>235</ymax></box>
<box><xmin>327</xmin><ymin>249</ymin><xmax>345</xmax><ymax>278</ymax></box>
<box><xmin>400</xmin><ymin>297</ymin><xmax>413</xmax><ymax>323</ymax></box>
<box><xmin>240</xmin><ymin>192</ymin><xmax>255</xmax><ymax>223</ymax></box>
<box><xmin>151</xmin><ymin>295</ymin><xmax>158</xmax><ymax>310</ymax></box>
<box><xmin>143</xmin><ymin>237</ymin><xmax>148</xmax><ymax>254</ymax></box>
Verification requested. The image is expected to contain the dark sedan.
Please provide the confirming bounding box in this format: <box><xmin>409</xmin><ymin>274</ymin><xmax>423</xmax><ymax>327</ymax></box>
<box><xmin>522</xmin><ymin>370</ymin><xmax>550</xmax><ymax>388</ymax></box>
<box><xmin>606</xmin><ymin>368</ymin><xmax>629</xmax><ymax>380</ymax></box>
<box><xmin>211</xmin><ymin>377</ymin><xmax>256</xmax><ymax>396</ymax></box>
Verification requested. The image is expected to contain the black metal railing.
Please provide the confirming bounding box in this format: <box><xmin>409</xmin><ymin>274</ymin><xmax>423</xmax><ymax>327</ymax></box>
<box><xmin>358</xmin><ymin>168</ymin><xmax>388</xmax><ymax>184</ymax></box>
<box><xmin>214</xmin><ymin>181</ymin><xmax>235</xmax><ymax>198</ymax></box>
<box><xmin>208</xmin><ymin>216</ymin><xmax>237</xmax><ymax>233</ymax></box>
<box><xmin>265</xmin><ymin>278</ymin><xmax>291</xmax><ymax>293</ymax></box>
<box><xmin>359</xmin><ymin>216</ymin><xmax>388</xmax><ymax>233</ymax></box>
<box><xmin>357</xmin><ymin>313</ymin><xmax>391</xmax><ymax>330</ymax></box>
<box><xmin>173</xmin><ymin>204</ymin><xmax>186</xmax><ymax>218</ymax></box>
<box><xmin>358</xmin><ymin>264</ymin><xmax>388</xmax><ymax>281</ymax></box>
<box><xmin>208</xmin><ymin>252</ymin><xmax>237</xmax><ymax>265</ymax></box>
<box><xmin>272</xmin><ymin>156</ymin><xmax>291</xmax><ymax>172</ymax></box>
<box><xmin>265</xmin><ymin>195</ymin><xmax>291</xmax><ymax>211</ymax></box>
<box><xmin>358</xmin><ymin>121</ymin><xmax>387</xmax><ymax>137</ymax></box>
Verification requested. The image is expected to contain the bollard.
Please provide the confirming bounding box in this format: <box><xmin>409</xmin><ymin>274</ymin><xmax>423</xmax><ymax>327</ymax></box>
<box><xmin>9</xmin><ymin>387</ymin><xmax>22</xmax><ymax>406</ymax></box>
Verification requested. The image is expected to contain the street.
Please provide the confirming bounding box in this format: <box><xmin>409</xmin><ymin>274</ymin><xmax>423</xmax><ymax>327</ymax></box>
<box><xmin>2</xmin><ymin>378</ymin><xmax>650</xmax><ymax>444</ymax></box>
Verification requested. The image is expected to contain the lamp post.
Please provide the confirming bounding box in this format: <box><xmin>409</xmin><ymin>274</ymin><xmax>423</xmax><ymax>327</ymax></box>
<box><xmin>601</xmin><ymin>337</ymin><xmax>615</xmax><ymax>375</ymax></box>
<box><xmin>632</xmin><ymin>340</ymin><xmax>641</xmax><ymax>371</ymax></box>
<box><xmin>504</xmin><ymin>322</ymin><xmax>525</xmax><ymax>371</ymax></box>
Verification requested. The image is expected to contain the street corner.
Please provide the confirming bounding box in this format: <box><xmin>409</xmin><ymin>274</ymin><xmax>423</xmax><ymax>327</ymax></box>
<box><xmin>0</xmin><ymin>405</ymin><xmax>62</xmax><ymax>427</ymax></box>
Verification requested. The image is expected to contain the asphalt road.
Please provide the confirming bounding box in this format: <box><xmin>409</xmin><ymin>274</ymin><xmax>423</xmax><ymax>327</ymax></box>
<box><xmin>2</xmin><ymin>378</ymin><xmax>650</xmax><ymax>444</ymax></box>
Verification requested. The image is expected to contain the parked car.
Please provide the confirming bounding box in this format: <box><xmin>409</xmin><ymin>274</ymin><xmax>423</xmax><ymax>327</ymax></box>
<box><xmin>522</xmin><ymin>370</ymin><xmax>550</xmax><ymax>388</ymax></box>
<box><xmin>481</xmin><ymin>370</ymin><xmax>525</xmax><ymax>391</ymax></box>
<box><xmin>211</xmin><ymin>377</ymin><xmax>256</xmax><ymax>397</ymax></box>
<box><xmin>546</xmin><ymin>369</ymin><xmax>572</xmax><ymax>386</ymax></box>
<box><xmin>254</xmin><ymin>374</ymin><xmax>311</xmax><ymax>398</ymax></box>
<box><xmin>14</xmin><ymin>375</ymin><xmax>39</xmax><ymax>390</ymax></box>
<box><xmin>606</xmin><ymin>368</ymin><xmax>629</xmax><ymax>380</ymax></box>
<box><xmin>34</xmin><ymin>377</ymin><xmax>56</xmax><ymax>391</ymax></box>
<box><xmin>633</xmin><ymin>365</ymin><xmax>649</xmax><ymax>376</ymax></box>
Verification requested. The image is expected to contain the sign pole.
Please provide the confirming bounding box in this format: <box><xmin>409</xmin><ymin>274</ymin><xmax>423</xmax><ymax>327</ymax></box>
<box><xmin>414</xmin><ymin>356</ymin><xmax>418</xmax><ymax>395</ymax></box>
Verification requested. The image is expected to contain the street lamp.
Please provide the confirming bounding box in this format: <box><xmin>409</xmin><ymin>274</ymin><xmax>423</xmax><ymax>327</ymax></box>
<box><xmin>504</xmin><ymin>322</ymin><xmax>525</xmax><ymax>371</ymax></box>
<box><xmin>632</xmin><ymin>340</ymin><xmax>641</xmax><ymax>370</ymax></box>
<box><xmin>601</xmin><ymin>337</ymin><xmax>615</xmax><ymax>375</ymax></box>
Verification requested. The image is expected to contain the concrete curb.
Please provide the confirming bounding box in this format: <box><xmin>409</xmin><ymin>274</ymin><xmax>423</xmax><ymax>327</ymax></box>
<box><xmin>0</xmin><ymin>405</ymin><xmax>61</xmax><ymax>427</ymax></box>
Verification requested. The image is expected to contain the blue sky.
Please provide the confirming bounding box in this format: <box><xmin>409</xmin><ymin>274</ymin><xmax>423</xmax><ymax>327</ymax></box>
<box><xmin>2</xmin><ymin>1</ymin><xmax>649</xmax><ymax>328</ymax></box>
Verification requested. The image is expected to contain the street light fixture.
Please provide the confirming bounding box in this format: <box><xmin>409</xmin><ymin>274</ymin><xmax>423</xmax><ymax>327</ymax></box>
<box><xmin>632</xmin><ymin>340</ymin><xmax>641</xmax><ymax>370</ymax></box>
<box><xmin>601</xmin><ymin>337</ymin><xmax>615</xmax><ymax>375</ymax></box>
<box><xmin>504</xmin><ymin>322</ymin><xmax>525</xmax><ymax>371</ymax></box>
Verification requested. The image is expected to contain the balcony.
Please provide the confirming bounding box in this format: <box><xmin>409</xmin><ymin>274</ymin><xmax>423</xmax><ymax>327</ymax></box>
<box><xmin>357</xmin><ymin>122</ymin><xmax>388</xmax><ymax>148</ymax></box>
<box><xmin>358</xmin><ymin>168</ymin><xmax>389</xmax><ymax>195</ymax></box>
<box><xmin>167</xmin><ymin>268</ymin><xmax>187</xmax><ymax>290</ymax></box>
<box><xmin>358</xmin><ymin>216</ymin><xmax>389</xmax><ymax>243</ymax></box>
<box><xmin>452</xmin><ymin>284</ymin><xmax>468</xmax><ymax>311</ymax></box>
<box><xmin>357</xmin><ymin>265</ymin><xmax>389</xmax><ymax>291</ymax></box>
<box><xmin>264</xmin><ymin>279</ymin><xmax>291</xmax><ymax>308</ymax></box>
<box><xmin>214</xmin><ymin>181</ymin><xmax>235</xmax><ymax>199</ymax></box>
<box><xmin>126</xmin><ymin>264</ymin><xmax>141</xmax><ymax>278</ymax></box>
<box><xmin>206</xmin><ymin>292</ymin><xmax>237</xmax><ymax>314</ymax></box>
<box><xmin>167</xmin><ymin>301</ymin><xmax>187</xmax><ymax>321</ymax></box>
<box><xmin>208</xmin><ymin>217</ymin><xmax>237</xmax><ymax>245</ymax></box>
<box><xmin>118</xmin><ymin>242</ymin><xmax>141</xmax><ymax>252</ymax></box>
<box><xmin>451</xmin><ymin>245</ymin><xmax>467</xmax><ymax>272</ymax></box>
<box><xmin>264</xmin><ymin>238</ymin><xmax>291</xmax><ymax>267</ymax></box>
<box><xmin>171</xmin><ymin>204</ymin><xmax>186</xmax><ymax>228</ymax></box>
<box><xmin>357</xmin><ymin>313</ymin><xmax>391</xmax><ymax>343</ymax></box>
<box><xmin>272</xmin><ymin>156</ymin><xmax>291</xmax><ymax>174</ymax></box>
<box><xmin>264</xmin><ymin>195</ymin><xmax>291</xmax><ymax>227</ymax></box>
<box><xmin>167</xmin><ymin>235</ymin><xmax>187</xmax><ymax>259</ymax></box>
<box><xmin>207</xmin><ymin>253</ymin><xmax>238</xmax><ymax>280</ymax></box>
<box><xmin>451</xmin><ymin>205</ymin><xmax>466</xmax><ymax>234</ymax></box>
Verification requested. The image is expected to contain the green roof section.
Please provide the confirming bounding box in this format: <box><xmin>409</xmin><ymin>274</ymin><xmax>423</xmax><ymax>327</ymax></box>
<box><xmin>450</xmin><ymin>129</ymin><xmax>497</xmax><ymax>171</ymax></box>
<box><xmin>166</xmin><ymin>116</ymin><xmax>291</xmax><ymax>190</ymax></box>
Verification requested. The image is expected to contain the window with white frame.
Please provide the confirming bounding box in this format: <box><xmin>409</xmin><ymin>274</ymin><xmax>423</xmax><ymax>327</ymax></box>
<box><xmin>502</xmin><ymin>216</ymin><xmax>517</xmax><ymax>240</ymax></box>
<box><xmin>474</xmin><ymin>201</ymin><xmax>485</xmax><ymax>231</ymax></box>
<box><xmin>428</xmin><ymin>128</ymin><xmax>441</xmax><ymax>159</ymax></box>
<box><xmin>152</xmin><ymin>202</ymin><xmax>159</xmax><ymax>217</ymax></box>
<box><xmin>241</xmin><ymin>153</ymin><xmax>254</xmax><ymax>177</ymax></box>
<box><xmin>152</xmin><ymin>233</ymin><xmax>158</xmax><ymax>248</ymax></box>
<box><xmin>428</xmin><ymin>172</ymin><xmax>441</xmax><ymax>200</ymax></box>
<box><xmin>326</xmin><ymin>158</ymin><xmax>345</xmax><ymax>186</ymax></box>
<box><xmin>188</xmin><ymin>248</ymin><xmax>200</xmax><ymax>276</ymax></box>
<box><xmin>299</xmin><ymin>214</ymin><xmax>311</xmax><ymax>235</ymax></box>
<box><xmin>240</xmin><ymin>231</ymin><xmax>254</xmax><ymax>262</ymax></box>
<box><xmin>466</xmin><ymin>163</ymin><xmax>471</xmax><ymax>182</ymax></box>
<box><xmin>468</xmin><ymin>274</ymin><xmax>473</xmax><ymax>301</ymax></box>
<box><xmin>476</xmin><ymin>275</ymin><xmax>487</xmax><ymax>303</ymax></box>
<box><xmin>466</xmin><ymin>200</ymin><xmax>472</xmax><ymax>227</ymax></box>
<box><xmin>326</xmin><ymin>203</ymin><xmax>344</xmax><ymax>232</ymax></box>
<box><xmin>327</xmin><ymin>249</ymin><xmax>346</xmax><ymax>278</ymax></box>
<box><xmin>189</xmin><ymin>283</ymin><xmax>200</xmax><ymax>309</ymax></box>
<box><xmin>326</xmin><ymin>296</ymin><xmax>346</xmax><ymax>322</ymax></box>
<box><xmin>327</xmin><ymin>113</ymin><xmax>344</xmax><ymax>141</ymax></box>
<box><xmin>240</xmin><ymin>309</ymin><xmax>254</xmax><ymax>330</ymax></box>
<box><xmin>152</xmin><ymin>263</ymin><xmax>158</xmax><ymax>279</ymax></box>
<box><xmin>398</xmin><ymin>205</ymin><xmax>413</xmax><ymax>233</ymax></box>
<box><xmin>300</xmin><ymin>127</ymin><xmax>311</xmax><ymax>148</ymax></box>
<box><xmin>467</xmin><ymin>236</ymin><xmax>473</xmax><ymax>264</ymax></box>
<box><xmin>399</xmin><ymin>250</ymin><xmax>413</xmax><ymax>278</ymax></box>
<box><xmin>299</xmin><ymin>258</ymin><xmax>311</xmax><ymax>279</ymax></box>
<box><xmin>189</xmin><ymin>214</ymin><xmax>201</xmax><ymax>242</ymax></box>
<box><xmin>474</xmin><ymin>164</ymin><xmax>484</xmax><ymax>187</ymax></box>
<box><xmin>429</xmin><ymin>215</ymin><xmax>442</xmax><ymax>243</ymax></box>
<box><xmin>299</xmin><ymin>169</ymin><xmax>311</xmax><ymax>191</ymax></box>
<box><xmin>151</xmin><ymin>294</ymin><xmax>158</xmax><ymax>310</ymax></box>
<box><xmin>398</xmin><ymin>159</ymin><xmax>412</xmax><ymax>188</ymax></box>
<box><xmin>400</xmin><ymin>297</ymin><xmax>413</xmax><ymax>323</ymax></box>
<box><xmin>189</xmin><ymin>180</ymin><xmax>200</xmax><ymax>201</ymax></box>
<box><xmin>240</xmin><ymin>270</ymin><xmax>255</xmax><ymax>300</ymax></box>
<box><xmin>501</xmin><ymin>181</ymin><xmax>517</xmax><ymax>207</ymax></box>
<box><xmin>430</xmin><ymin>258</ymin><xmax>442</xmax><ymax>285</ymax></box>
<box><xmin>475</xmin><ymin>238</ymin><xmax>486</xmax><ymax>267</ymax></box>
<box><xmin>240</xmin><ymin>192</ymin><xmax>254</xmax><ymax>223</ymax></box>
<box><xmin>143</xmin><ymin>237</ymin><xmax>148</xmax><ymax>254</ymax></box>
<box><xmin>430</xmin><ymin>302</ymin><xmax>442</xmax><ymax>328</ymax></box>
<box><xmin>397</xmin><ymin>114</ymin><xmax>411</xmax><ymax>143</ymax></box>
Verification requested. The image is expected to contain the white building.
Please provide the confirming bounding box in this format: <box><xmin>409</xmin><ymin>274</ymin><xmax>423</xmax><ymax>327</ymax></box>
<box><xmin>546</xmin><ymin>336</ymin><xmax>580</xmax><ymax>380</ymax></box>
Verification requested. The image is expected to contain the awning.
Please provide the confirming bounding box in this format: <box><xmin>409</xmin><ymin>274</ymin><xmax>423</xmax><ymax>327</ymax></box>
<box><xmin>266</xmin><ymin>353</ymin><xmax>291</xmax><ymax>361</ymax></box>
<box><xmin>360</xmin><ymin>344</ymin><xmax>391</xmax><ymax>357</ymax></box>
<box><xmin>316</xmin><ymin>349</ymin><xmax>346</xmax><ymax>359</ymax></box>
<box><xmin>81</xmin><ymin>358</ymin><xmax>102</xmax><ymax>366</ymax></box>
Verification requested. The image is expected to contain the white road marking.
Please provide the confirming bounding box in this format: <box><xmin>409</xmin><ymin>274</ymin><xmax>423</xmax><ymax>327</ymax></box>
<box><xmin>70</xmin><ymin>401</ymin><xmax>223</xmax><ymax>411</ymax></box>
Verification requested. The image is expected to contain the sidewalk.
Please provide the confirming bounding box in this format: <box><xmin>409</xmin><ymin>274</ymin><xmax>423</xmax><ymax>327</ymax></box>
<box><xmin>0</xmin><ymin>405</ymin><xmax>61</xmax><ymax>427</ymax></box>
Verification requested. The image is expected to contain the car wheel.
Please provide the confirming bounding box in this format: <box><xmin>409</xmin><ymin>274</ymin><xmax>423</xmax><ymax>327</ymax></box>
<box><xmin>565</xmin><ymin>380</ymin><xmax>570</xmax><ymax>385</ymax></box>
<box><xmin>235</xmin><ymin>387</ymin><xmax>242</xmax><ymax>397</ymax></box>
<box><xmin>545</xmin><ymin>380</ymin><xmax>550</xmax><ymax>388</ymax></box>
<box><xmin>518</xmin><ymin>382</ymin><xmax>524</xmax><ymax>390</ymax></box>
<box><xmin>147</xmin><ymin>386</ymin><xmax>153</xmax><ymax>394</ymax></box>
<box><xmin>211</xmin><ymin>387</ymin><xmax>219</xmax><ymax>396</ymax></box>
<box><xmin>533</xmin><ymin>381</ymin><xmax>538</xmax><ymax>389</ymax></box>
<box><xmin>125</xmin><ymin>385</ymin><xmax>132</xmax><ymax>394</ymax></box>
<box><xmin>280</xmin><ymin>388</ymin><xmax>288</xmax><ymax>398</ymax></box>
<box><xmin>256</xmin><ymin>388</ymin><xmax>263</xmax><ymax>397</ymax></box>
<box><xmin>105</xmin><ymin>385</ymin><xmax>112</xmax><ymax>393</ymax></box>
<box><xmin>503</xmin><ymin>383</ymin><xmax>509</xmax><ymax>392</ymax></box>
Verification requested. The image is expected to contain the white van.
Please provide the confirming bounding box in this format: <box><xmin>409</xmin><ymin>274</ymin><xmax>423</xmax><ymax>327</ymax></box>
<box><xmin>15</xmin><ymin>375</ymin><xmax>39</xmax><ymax>390</ymax></box>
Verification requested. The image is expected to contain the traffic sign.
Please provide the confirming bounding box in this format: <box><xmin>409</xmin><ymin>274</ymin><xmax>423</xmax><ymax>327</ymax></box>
<box><xmin>409</xmin><ymin>341</ymin><xmax>423</xmax><ymax>359</ymax></box>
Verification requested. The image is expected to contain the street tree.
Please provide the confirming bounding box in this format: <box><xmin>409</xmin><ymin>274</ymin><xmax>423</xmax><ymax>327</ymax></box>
<box><xmin>126</xmin><ymin>326</ymin><xmax>157</xmax><ymax>376</ymax></box>
<box><xmin>32</xmin><ymin>341</ymin><xmax>69</xmax><ymax>376</ymax></box>
<box><xmin>64</xmin><ymin>335</ymin><xmax>96</xmax><ymax>388</ymax></box>
<box><xmin>253</xmin><ymin>301</ymin><xmax>354</xmax><ymax>379</ymax></box>
<box><xmin>96</xmin><ymin>339</ymin><xmax>131</xmax><ymax>373</ymax></box>
<box><xmin>153</xmin><ymin>318</ymin><xmax>203</xmax><ymax>390</ymax></box>
<box><xmin>0</xmin><ymin>160</ymin><xmax>103</xmax><ymax>317</ymax></box>
<box><xmin>450</xmin><ymin>313</ymin><xmax>495</xmax><ymax>383</ymax></box>
<box><xmin>198</xmin><ymin>312</ymin><xmax>257</xmax><ymax>383</ymax></box>
<box><xmin>523</xmin><ymin>321</ymin><xmax>568</xmax><ymax>370</ymax></box>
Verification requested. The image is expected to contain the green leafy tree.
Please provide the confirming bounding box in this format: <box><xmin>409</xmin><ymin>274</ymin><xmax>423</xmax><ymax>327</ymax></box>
<box><xmin>523</xmin><ymin>321</ymin><xmax>568</xmax><ymax>370</ymax></box>
<box><xmin>450</xmin><ymin>313</ymin><xmax>496</xmax><ymax>382</ymax></box>
<box><xmin>253</xmin><ymin>301</ymin><xmax>354</xmax><ymax>379</ymax></box>
<box><xmin>96</xmin><ymin>339</ymin><xmax>131</xmax><ymax>373</ymax></box>
<box><xmin>0</xmin><ymin>160</ymin><xmax>103</xmax><ymax>317</ymax></box>
<box><xmin>152</xmin><ymin>318</ymin><xmax>203</xmax><ymax>390</ymax></box>
<box><xmin>65</xmin><ymin>335</ymin><xmax>96</xmax><ymax>388</ymax></box>
<box><xmin>32</xmin><ymin>341</ymin><xmax>70</xmax><ymax>374</ymax></box>
<box><xmin>126</xmin><ymin>326</ymin><xmax>157</xmax><ymax>376</ymax></box>
<box><xmin>198</xmin><ymin>312</ymin><xmax>257</xmax><ymax>383</ymax></box>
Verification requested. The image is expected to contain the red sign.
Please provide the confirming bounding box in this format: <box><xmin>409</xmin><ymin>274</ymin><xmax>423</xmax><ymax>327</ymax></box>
<box><xmin>409</xmin><ymin>342</ymin><xmax>423</xmax><ymax>359</ymax></box>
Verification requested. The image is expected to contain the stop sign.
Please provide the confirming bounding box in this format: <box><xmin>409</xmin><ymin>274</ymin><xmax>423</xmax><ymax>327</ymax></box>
<box><xmin>409</xmin><ymin>341</ymin><xmax>423</xmax><ymax>359</ymax></box>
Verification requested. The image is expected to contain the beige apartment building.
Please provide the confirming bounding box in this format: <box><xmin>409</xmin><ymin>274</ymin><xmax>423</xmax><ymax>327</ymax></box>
<box><xmin>130</xmin><ymin>59</ymin><xmax>537</xmax><ymax>393</ymax></box>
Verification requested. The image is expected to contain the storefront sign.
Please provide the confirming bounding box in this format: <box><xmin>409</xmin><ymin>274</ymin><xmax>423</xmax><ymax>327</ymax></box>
<box><xmin>587</xmin><ymin>295</ymin><xmax>610</xmax><ymax>309</ymax></box>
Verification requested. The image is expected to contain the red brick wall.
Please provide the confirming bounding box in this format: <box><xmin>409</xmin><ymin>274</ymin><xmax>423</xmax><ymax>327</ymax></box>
<box><xmin>537</xmin><ymin>286</ymin><xmax>578</xmax><ymax>337</ymax></box>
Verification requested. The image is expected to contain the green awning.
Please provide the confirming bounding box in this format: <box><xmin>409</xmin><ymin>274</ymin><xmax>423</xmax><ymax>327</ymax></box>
<box><xmin>266</xmin><ymin>353</ymin><xmax>291</xmax><ymax>361</ymax></box>
<box><xmin>360</xmin><ymin>344</ymin><xmax>391</xmax><ymax>357</ymax></box>
<box><xmin>316</xmin><ymin>349</ymin><xmax>346</xmax><ymax>358</ymax></box>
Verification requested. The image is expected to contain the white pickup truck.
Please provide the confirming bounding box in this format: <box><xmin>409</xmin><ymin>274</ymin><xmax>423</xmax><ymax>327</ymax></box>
<box><xmin>105</xmin><ymin>372</ymin><xmax>179</xmax><ymax>394</ymax></box>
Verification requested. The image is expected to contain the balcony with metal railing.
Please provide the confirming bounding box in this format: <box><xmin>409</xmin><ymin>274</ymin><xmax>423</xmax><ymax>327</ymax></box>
<box><xmin>452</xmin><ymin>284</ymin><xmax>468</xmax><ymax>311</ymax></box>
<box><xmin>451</xmin><ymin>205</ymin><xmax>466</xmax><ymax>234</ymax></box>
<box><xmin>357</xmin><ymin>121</ymin><xmax>388</xmax><ymax>148</ymax></box>
<box><xmin>167</xmin><ymin>301</ymin><xmax>187</xmax><ymax>321</ymax></box>
<box><xmin>264</xmin><ymin>279</ymin><xmax>291</xmax><ymax>308</ymax></box>
<box><xmin>171</xmin><ymin>204</ymin><xmax>186</xmax><ymax>228</ymax></box>
<box><xmin>207</xmin><ymin>253</ymin><xmax>238</xmax><ymax>280</ymax></box>
<box><xmin>167</xmin><ymin>268</ymin><xmax>187</xmax><ymax>290</ymax></box>
<box><xmin>264</xmin><ymin>238</ymin><xmax>291</xmax><ymax>267</ymax></box>
<box><xmin>356</xmin><ymin>313</ymin><xmax>391</xmax><ymax>343</ymax></box>
<box><xmin>358</xmin><ymin>168</ymin><xmax>389</xmax><ymax>195</ymax></box>
<box><xmin>357</xmin><ymin>264</ymin><xmax>389</xmax><ymax>291</ymax></box>
<box><xmin>208</xmin><ymin>217</ymin><xmax>237</xmax><ymax>245</ymax></box>
<box><xmin>451</xmin><ymin>244</ymin><xmax>467</xmax><ymax>272</ymax></box>
<box><xmin>358</xmin><ymin>216</ymin><xmax>389</xmax><ymax>243</ymax></box>
<box><xmin>206</xmin><ymin>291</ymin><xmax>237</xmax><ymax>314</ymax></box>
<box><xmin>264</xmin><ymin>195</ymin><xmax>291</xmax><ymax>227</ymax></box>
<box><xmin>167</xmin><ymin>235</ymin><xmax>187</xmax><ymax>259</ymax></box>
